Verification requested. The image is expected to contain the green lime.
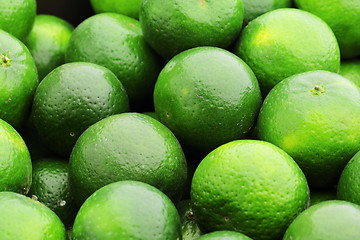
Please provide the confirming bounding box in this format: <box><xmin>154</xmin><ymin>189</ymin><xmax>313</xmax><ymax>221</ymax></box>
<box><xmin>191</xmin><ymin>140</ymin><xmax>309</xmax><ymax>240</ymax></box>
<box><xmin>295</xmin><ymin>0</ymin><xmax>360</xmax><ymax>59</ymax></box>
<box><xmin>0</xmin><ymin>29</ymin><xmax>38</xmax><ymax>129</ymax></box>
<box><xmin>154</xmin><ymin>47</ymin><xmax>261</xmax><ymax>155</ymax></box>
<box><xmin>72</xmin><ymin>181</ymin><xmax>182</xmax><ymax>239</ymax></box>
<box><xmin>242</xmin><ymin>0</ymin><xmax>292</xmax><ymax>26</ymax></box>
<box><xmin>65</xmin><ymin>13</ymin><xmax>161</xmax><ymax>110</ymax></box>
<box><xmin>28</xmin><ymin>158</ymin><xmax>78</xmax><ymax>227</ymax></box>
<box><xmin>140</xmin><ymin>0</ymin><xmax>244</xmax><ymax>59</ymax></box>
<box><xmin>142</xmin><ymin>112</ymin><xmax>160</xmax><ymax>121</ymax></box>
<box><xmin>0</xmin><ymin>191</ymin><xmax>66</xmax><ymax>239</ymax></box>
<box><xmin>337</xmin><ymin>151</ymin><xmax>360</xmax><ymax>205</ymax></box>
<box><xmin>257</xmin><ymin>71</ymin><xmax>360</xmax><ymax>187</ymax></box>
<box><xmin>339</xmin><ymin>60</ymin><xmax>360</xmax><ymax>87</ymax></box>
<box><xmin>310</xmin><ymin>189</ymin><xmax>337</xmax><ymax>206</ymax></box>
<box><xmin>0</xmin><ymin>118</ymin><xmax>31</xmax><ymax>193</ymax></box>
<box><xmin>90</xmin><ymin>0</ymin><xmax>141</xmax><ymax>19</ymax></box>
<box><xmin>283</xmin><ymin>200</ymin><xmax>360</xmax><ymax>239</ymax></box>
<box><xmin>234</xmin><ymin>8</ymin><xmax>340</xmax><ymax>94</ymax></box>
<box><xmin>177</xmin><ymin>200</ymin><xmax>202</xmax><ymax>240</ymax></box>
<box><xmin>25</xmin><ymin>15</ymin><xmax>74</xmax><ymax>80</ymax></box>
<box><xmin>0</xmin><ymin>0</ymin><xmax>36</xmax><ymax>41</ymax></box>
<box><xmin>31</xmin><ymin>62</ymin><xmax>129</xmax><ymax>157</ymax></box>
<box><xmin>69</xmin><ymin>113</ymin><xmax>187</xmax><ymax>205</ymax></box>
<box><xmin>197</xmin><ymin>231</ymin><xmax>253</xmax><ymax>240</ymax></box>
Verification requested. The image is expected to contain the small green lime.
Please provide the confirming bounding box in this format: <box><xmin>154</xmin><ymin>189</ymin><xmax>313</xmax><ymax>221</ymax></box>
<box><xmin>197</xmin><ymin>231</ymin><xmax>253</xmax><ymax>240</ymax></box>
<box><xmin>177</xmin><ymin>200</ymin><xmax>202</xmax><ymax>240</ymax></box>
<box><xmin>339</xmin><ymin>60</ymin><xmax>360</xmax><ymax>87</ymax></box>
<box><xmin>90</xmin><ymin>0</ymin><xmax>141</xmax><ymax>19</ymax></box>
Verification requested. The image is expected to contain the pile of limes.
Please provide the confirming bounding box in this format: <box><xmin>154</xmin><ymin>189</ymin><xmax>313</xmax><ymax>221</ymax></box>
<box><xmin>0</xmin><ymin>0</ymin><xmax>360</xmax><ymax>239</ymax></box>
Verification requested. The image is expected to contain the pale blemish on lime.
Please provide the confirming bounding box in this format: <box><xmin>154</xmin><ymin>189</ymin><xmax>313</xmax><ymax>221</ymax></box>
<box><xmin>199</xmin><ymin>0</ymin><xmax>206</xmax><ymax>6</ymax></box>
<box><xmin>129</xmin><ymin>23</ymin><xmax>135</xmax><ymax>28</ymax></box>
<box><xmin>182</xmin><ymin>88</ymin><xmax>189</xmax><ymax>95</ymax></box>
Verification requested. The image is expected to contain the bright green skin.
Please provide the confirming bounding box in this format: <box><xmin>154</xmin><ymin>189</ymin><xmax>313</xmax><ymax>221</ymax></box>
<box><xmin>28</xmin><ymin>158</ymin><xmax>78</xmax><ymax>227</ymax></box>
<box><xmin>90</xmin><ymin>0</ymin><xmax>142</xmax><ymax>19</ymax></box>
<box><xmin>310</xmin><ymin>190</ymin><xmax>337</xmax><ymax>206</ymax></box>
<box><xmin>0</xmin><ymin>0</ymin><xmax>36</xmax><ymax>41</ymax></box>
<box><xmin>234</xmin><ymin>8</ymin><xmax>340</xmax><ymax>95</ymax></box>
<box><xmin>25</xmin><ymin>15</ymin><xmax>74</xmax><ymax>80</ymax></box>
<box><xmin>257</xmin><ymin>71</ymin><xmax>360</xmax><ymax>187</ymax></box>
<box><xmin>0</xmin><ymin>29</ymin><xmax>38</xmax><ymax>129</ymax></box>
<box><xmin>154</xmin><ymin>47</ymin><xmax>262</xmax><ymax>155</ymax></box>
<box><xmin>337</xmin><ymin>151</ymin><xmax>360</xmax><ymax>205</ymax></box>
<box><xmin>177</xmin><ymin>200</ymin><xmax>202</xmax><ymax>240</ymax></box>
<box><xmin>295</xmin><ymin>0</ymin><xmax>360</xmax><ymax>59</ymax></box>
<box><xmin>0</xmin><ymin>119</ymin><xmax>32</xmax><ymax>193</ymax></box>
<box><xmin>31</xmin><ymin>62</ymin><xmax>129</xmax><ymax>157</ymax></box>
<box><xmin>340</xmin><ymin>60</ymin><xmax>360</xmax><ymax>87</ymax></box>
<box><xmin>283</xmin><ymin>200</ymin><xmax>360</xmax><ymax>240</ymax></box>
<box><xmin>191</xmin><ymin>140</ymin><xmax>309</xmax><ymax>240</ymax></box>
<box><xmin>69</xmin><ymin>113</ymin><xmax>187</xmax><ymax>205</ymax></box>
<box><xmin>197</xmin><ymin>231</ymin><xmax>253</xmax><ymax>240</ymax></box>
<box><xmin>72</xmin><ymin>181</ymin><xmax>182</xmax><ymax>240</ymax></box>
<box><xmin>65</xmin><ymin>13</ymin><xmax>161</xmax><ymax>109</ymax></box>
<box><xmin>242</xmin><ymin>0</ymin><xmax>291</xmax><ymax>26</ymax></box>
<box><xmin>140</xmin><ymin>0</ymin><xmax>244</xmax><ymax>59</ymax></box>
<box><xmin>0</xmin><ymin>192</ymin><xmax>66</xmax><ymax>240</ymax></box>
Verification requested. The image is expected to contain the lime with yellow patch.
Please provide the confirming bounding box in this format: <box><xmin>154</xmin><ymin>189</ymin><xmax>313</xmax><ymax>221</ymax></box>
<box><xmin>0</xmin><ymin>118</ymin><xmax>32</xmax><ymax>194</ymax></box>
<box><xmin>72</xmin><ymin>181</ymin><xmax>182</xmax><ymax>240</ymax></box>
<box><xmin>234</xmin><ymin>8</ymin><xmax>340</xmax><ymax>94</ymax></box>
<box><xmin>257</xmin><ymin>71</ymin><xmax>360</xmax><ymax>187</ymax></box>
<box><xmin>0</xmin><ymin>29</ymin><xmax>38</xmax><ymax>129</ymax></box>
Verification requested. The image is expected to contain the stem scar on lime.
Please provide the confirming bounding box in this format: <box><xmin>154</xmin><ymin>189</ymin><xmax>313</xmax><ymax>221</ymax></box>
<box><xmin>310</xmin><ymin>84</ymin><xmax>326</xmax><ymax>96</ymax></box>
<box><xmin>0</xmin><ymin>52</ymin><xmax>11</xmax><ymax>67</ymax></box>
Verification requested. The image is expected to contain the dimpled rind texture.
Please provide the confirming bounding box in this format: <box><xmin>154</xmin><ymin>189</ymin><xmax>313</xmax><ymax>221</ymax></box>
<box><xmin>283</xmin><ymin>200</ymin><xmax>360</xmax><ymax>240</ymax></box>
<box><xmin>31</xmin><ymin>62</ymin><xmax>129</xmax><ymax>157</ymax></box>
<box><xmin>25</xmin><ymin>15</ymin><xmax>74</xmax><ymax>80</ymax></box>
<box><xmin>338</xmin><ymin>151</ymin><xmax>360</xmax><ymax>205</ymax></box>
<box><xmin>28</xmin><ymin>158</ymin><xmax>77</xmax><ymax>227</ymax></box>
<box><xmin>0</xmin><ymin>29</ymin><xmax>38</xmax><ymax>129</ymax></box>
<box><xmin>340</xmin><ymin>60</ymin><xmax>360</xmax><ymax>88</ymax></box>
<box><xmin>234</xmin><ymin>8</ymin><xmax>340</xmax><ymax>94</ymax></box>
<box><xmin>191</xmin><ymin>140</ymin><xmax>309</xmax><ymax>240</ymax></box>
<box><xmin>69</xmin><ymin>113</ymin><xmax>187</xmax><ymax>205</ymax></box>
<box><xmin>257</xmin><ymin>71</ymin><xmax>360</xmax><ymax>187</ymax></box>
<box><xmin>65</xmin><ymin>13</ymin><xmax>161</xmax><ymax>108</ymax></box>
<box><xmin>295</xmin><ymin>0</ymin><xmax>360</xmax><ymax>59</ymax></box>
<box><xmin>0</xmin><ymin>119</ymin><xmax>31</xmax><ymax>193</ymax></box>
<box><xmin>0</xmin><ymin>0</ymin><xmax>36</xmax><ymax>41</ymax></box>
<box><xmin>90</xmin><ymin>0</ymin><xmax>142</xmax><ymax>19</ymax></box>
<box><xmin>197</xmin><ymin>231</ymin><xmax>253</xmax><ymax>240</ymax></box>
<box><xmin>0</xmin><ymin>192</ymin><xmax>66</xmax><ymax>240</ymax></box>
<box><xmin>242</xmin><ymin>0</ymin><xmax>292</xmax><ymax>26</ymax></box>
<box><xmin>72</xmin><ymin>181</ymin><xmax>182</xmax><ymax>240</ymax></box>
<box><xmin>140</xmin><ymin>0</ymin><xmax>244</xmax><ymax>59</ymax></box>
<box><xmin>154</xmin><ymin>47</ymin><xmax>262</xmax><ymax>155</ymax></box>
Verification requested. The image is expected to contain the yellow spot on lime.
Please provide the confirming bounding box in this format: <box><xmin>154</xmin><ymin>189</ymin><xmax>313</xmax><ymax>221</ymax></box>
<box><xmin>182</xmin><ymin>88</ymin><xmax>189</xmax><ymax>95</ymax></box>
<box><xmin>129</xmin><ymin>23</ymin><xmax>135</xmax><ymax>28</ymax></box>
<box><xmin>253</xmin><ymin>29</ymin><xmax>272</xmax><ymax>45</ymax></box>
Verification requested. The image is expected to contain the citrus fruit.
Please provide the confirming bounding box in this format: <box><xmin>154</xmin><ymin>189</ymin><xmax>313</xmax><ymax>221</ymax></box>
<box><xmin>177</xmin><ymin>200</ymin><xmax>202</xmax><ymax>240</ymax></box>
<box><xmin>191</xmin><ymin>140</ymin><xmax>309</xmax><ymax>240</ymax></box>
<box><xmin>294</xmin><ymin>0</ymin><xmax>360</xmax><ymax>59</ymax></box>
<box><xmin>0</xmin><ymin>191</ymin><xmax>66</xmax><ymax>240</ymax></box>
<box><xmin>310</xmin><ymin>189</ymin><xmax>337</xmax><ymax>206</ymax></box>
<box><xmin>340</xmin><ymin>60</ymin><xmax>360</xmax><ymax>87</ymax></box>
<box><xmin>197</xmin><ymin>231</ymin><xmax>253</xmax><ymax>240</ymax></box>
<box><xmin>154</xmin><ymin>47</ymin><xmax>262</xmax><ymax>155</ymax></box>
<box><xmin>283</xmin><ymin>200</ymin><xmax>360</xmax><ymax>240</ymax></box>
<box><xmin>140</xmin><ymin>0</ymin><xmax>244</xmax><ymax>59</ymax></box>
<box><xmin>257</xmin><ymin>71</ymin><xmax>360</xmax><ymax>187</ymax></box>
<box><xmin>0</xmin><ymin>29</ymin><xmax>38</xmax><ymax>129</ymax></box>
<box><xmin>25</xmin><ymin>15</ymin><xmax>74</xmax><ymax>80</ymax></box>
<box><xmin>234</xmin><ymin>8</ymin><xmax>340</xmax><ymax>94</ymax></box>
<box><xmin>69</xmin><ymin>113</ymin><xmax>187</xmax><ymax>205</ymax></box>
<box><xmin>142</xmin><ymin>112</ymin><xmax>159</xmax><ymax>121</ymax></box>
<box><xmin>90</xmin><ymin>0</ymin><xmax>141</xmax><ymax>19</ymax></box>
<box><xmin>72</xmin><ymin>181</ymin><xmax>182</xmax><ymax>240</ymax></box>
<box><xmin>337</xmin><ymin>150</ymin><xmax>360</xmax><ymax>205</ymax></box>
<box><xmin>65</xmin><ymin>13</ymin><xmax>162</xmax><ymax>110</ymax></box>
<box><xmin>242</xmin><ymin>0</ymin><xmax>292</xmax><ymax>26</ymax></box>
<box><xmin>0</xmin><ymin>118</ymin><xmax>32</xmax><ymax>194</ymax></box>
<box><xmin>28</xmin><ymin>158</ymin><xmax>78</xmax><ymax>227</ymax></box>
<box><xmin>31</xmin><ymin>62</ymin><xmax>129</xmax><ymax>157</ymax></box>
<box><xmin>0</xmin><ymin>0</ymin><xmax>36</xmax><ymax>41</ymax></box>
